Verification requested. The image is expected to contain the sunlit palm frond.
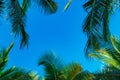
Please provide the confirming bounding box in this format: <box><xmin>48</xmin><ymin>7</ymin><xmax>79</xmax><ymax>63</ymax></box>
<box><xmin>63</xmin><ymin>63</ymin><xmax>82</xmax><ymax>80</ymax></box>
<box><xmin>111</xmin><ymin>36</ymin><xmax>120</xmax><ymax>54</ymax></box>
<box><xmin>63</xmin><ymin>0</ymin><xmax>72</xmax><ymax>12</ymax></box>
<box><xmin>89</xmin><ymin>49</ymin><xmax>120</xmax><ymax>70</ymax></box>
<box><xmin>38</xmin><ymin>52</ymin><xmax>63</xmax><ymax>80</ymax></box>
<box><xmin>33</xmin><ymin>0</ymin><xmax>58</xmax><ymax>14</ymax></box>
<box><xmin>7</xmin><ymin>0</ymin><xmax>29</xmax><ymax>48</ymax></box>
<box><xmin>63</xmin><ymin>62</ymin><xmax>94</xmax><ymax>80</ymax></box>
<box><xmin>0</xmin><ymin>67</ymin><xmax>39</xmax><ymax>80</ymax></box>
<box><xmin>22</xmin><ymin>0</ymin><xmax>31</xmax><ymax>14</ymax></box>
<box><xmin>0</xmin><ymin>42</ymin><xmax>14</xmax><ymax>71</ymax></box>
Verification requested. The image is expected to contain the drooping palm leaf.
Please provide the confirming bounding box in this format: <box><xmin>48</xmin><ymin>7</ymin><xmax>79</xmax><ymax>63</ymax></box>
<box><xmin>7</xmin><ymin>0</ymin><xmax>29</xmax><ymax>48</ymax></box>
<box><xmin>38</xmin><ymin>52</ymin><xmax>63</xmax><ymax>80</ymax></box>
<box><xmin>82</xmin><ymin>0</ymin><xmax>118</xmax><ymax>54</ymax></box>
<box><xmin>33</xmin><ymin>0</ymin><xmax>58</xmax><ymax>14</ymax></box>
<box><xmin>22</xmin><ymin>0</ymin><xmax>31</xmax><ymax>14</ymax></box>
<box><xmin>63</xmin><ymin>0</ymin><xmax>72</xmax><ymax>12</ymax></box>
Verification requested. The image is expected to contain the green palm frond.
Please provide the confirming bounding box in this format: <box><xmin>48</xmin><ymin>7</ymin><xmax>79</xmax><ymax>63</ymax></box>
<box><xmin>0</xmin><ymin>66</ymin><xmax>15</xmax><ymax>79</ymax></box>
<box><xmin>0</xmin><ymin>42</ymin><xmax>14</xmax><ymax>71</ymax></box>
<box><xmin>82</xmin><ymin>0</ymin><xmax>118</xmax><ymax>54</ymax></box>
<box><xmin>38</xmin><ymin>52</ymin><xmax>63</xmax><ymax>80</ymax></box>
<box><xmin>94</xmin><ymin>66</ymin><xmax>120</xmax><ymax>80</ymax></box>
<box><xmin>34</xmin><ymin>0</ymin><xmax>58</xmax><ymax>14</ymax></box>
<box><xmin>89</xmin><ymin>49</ymin><xmax>120</xmax><ymax>70</ymax></box>
<box><xmin>111</xmin><ymin>36</ymin><xmax>120</xmax><ymax>54</ymax></box>
<box><xmin>7</xmin><ymin>0</ymin><xmax>29</xmax><ymax>48</ymax></box>
<box><xmin>62</xmin><ymin>63</ymin><xmax>94</xmax><ymax>80</ymax></box>
<box><xmin>0</xmin><ymin>67</ymin><xmax>39</xmax><ymax>80</ymax></box>
<box><xmin>63</xmin><ymin>0</ymin><xmax>72</xmax><ymax>12</ymax></box>
<box><xmin>85</xmin><ymin>32</ymin><xmax>100</xmax><ymax>55</ymax></box>
<box><xmin>75</xmin><ymin>71</ymin><xmax>94</xmax><ymax>80</ymax></box>
<box><xmin>63</xmin><ymin>63</ymin><xmax>82</xmax><ymax>80</ymax></box>
<box><xmin>22</xmin><ymin>0</ymin><xmax>31</xmax><ymax>14</ymax></box>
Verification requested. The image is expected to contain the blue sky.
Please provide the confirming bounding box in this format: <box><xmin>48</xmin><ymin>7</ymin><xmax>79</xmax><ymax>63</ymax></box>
<box><xmin>0</xmin><ymin>0</ymin><xmax>120</xmax><ymax>77</ymax></box>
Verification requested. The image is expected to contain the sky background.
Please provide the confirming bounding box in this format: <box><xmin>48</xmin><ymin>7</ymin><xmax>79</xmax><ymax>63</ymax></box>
<box><xmin>0</xmin><ymin>0</ymin><xmax>120</xmax><ymax>77</ymax></box>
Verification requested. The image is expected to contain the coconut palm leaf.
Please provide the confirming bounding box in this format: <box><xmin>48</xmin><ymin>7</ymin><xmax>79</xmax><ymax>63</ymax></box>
<box><xmin>38</xmin><ymin>52</ymin><xmax>94</xmax><ymax>80</ymax></box>
<box><xmin>82</xmin><ymin>0</ymin><xmax>118</xmax><ymax>54</ymax></box>
<box><xmin>89</xmin><ymin>48</ymin><xmax>120</xmax><ymax>70</ymax></box>
<box><xmin>63</xmin><ymin>0</ymin><xmax>72</xmax><ymax>12</ymax></box>
<box><xmin>0</xmin><ymin>42</ymin><xmax>39</xmax><ymax>80</ymax></box>
<box><xmin>7</xmin><ymin>0</ymin><xmax>29</xmax><ymax>48</ymax></box>
<box><xmin>22</xmin><ymin>0</ymin><xmax>31</xmax><ymax>13</ymax></box>
<box><xmin>33</xmin><ymin>0</ymin><xmax>58</xmax><ymax>14</ymax></box>
<box><xmin>111</xmin><ymin>36</ymin><xmax>120</xmax><ymax>54</ymax></box>
<box><xmin>38</xmin><ymin>52</ymin><xmax>63</xmax><ymax>80</ymax></box>
<box><xmin>63</xmin><ymin>62</ymin><xmax>94</xmax><ymax>80</ymax></box>
<box><xmin>63</xmin><ymin>63</ymin><xmax>82</xmax><ymax>80</ymax></box>
<box><xmin>93</xmin><ymin>66</ymin><xmax>120</xmax><ymax>80</ymax></box>
<box><xmin>0</xmin><ymin>67</ymin><xmax>39</xmax><ymax>80</ymax></box>
<box><xmin>0</xmin><ymin>42</ymin><xmax>14</xmax><ymax>71</ymax></box>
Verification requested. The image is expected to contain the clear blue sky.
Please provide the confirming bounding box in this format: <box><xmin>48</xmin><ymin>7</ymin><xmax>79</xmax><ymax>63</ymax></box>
<box><xmin>0</xmin><ymin>0</ymin><xmax>120</xmax><ymax>77</ymax></box>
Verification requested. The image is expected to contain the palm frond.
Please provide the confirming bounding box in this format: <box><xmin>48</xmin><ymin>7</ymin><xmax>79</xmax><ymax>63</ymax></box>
<box><xmin>33</xmin><ymin>0</ymin><xmax>58</xmax><ymax>14</ymax></box>
<box><xmin>82</xmin><ymin>0</ymin><xmax>117</xmax><ymax>54</ymax></box>
<box><xmin>0</xmin><ymin>67</ymin><xmax>39</xmax><ymax>80</ymax></box>
<box><xmin>75</xmin><ymin>71</ymin><xmax>94</xmax><ymax>80</ymax></box>
<box><xmin>0</xmin><ymin>42</ymin><xmax>14</xmax><ymax>71</ymax></box>
<box><xmin>7</xmin><ymin>0</ymin><xmax>29</xmax><ymax>48</ymax></box>
<box><xmin>84</xmin><ymin>32</ymin><xmax>100</xmax><ymax>55</ymax></box>
<box><xmin>94</xmin><ymin>65</ymin><xmax>120</xmax><ymax>80</ymax></box>
<box><xmin>63</xmin><ymin>0</ymin><xmax>72</xmax><ymax>12</ymax></box>
<box><xmin>63</xmin><ymin>63</ymin><xmax>82</xmax><ymax>80</ymax></box>
<box><xmin>22</xmin><ymin>0</ymin><xmax>31</xmax><ymax>14</ymax></box>
<box><xmin>89</xmin><ymin>51</ymin><xmax>120</xmax><ymax>70</ymax></box>
<box><xmin>38</xmin><ymin>52</ymin><xmax>63</xmax><ymax>80</ymax></box>
<box><xmin>111</xmin><ymin>36</ymin><xmax>120</xmax><ymax>54</ymax></box>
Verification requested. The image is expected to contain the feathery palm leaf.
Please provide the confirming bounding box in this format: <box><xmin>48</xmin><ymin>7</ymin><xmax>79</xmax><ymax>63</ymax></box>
<box><xmin>93</xmin><ymin>66</ymin><xmax>120</xmax><ymax>80</ymax></box>
<box><xmin>111</xmin><ymin>36</ymin><xmax>120</xmax><ymax>54</ymax></box>
<box><xmin>0</xmin><ymin>42</ymin><xmax>14</xmax><ymax>71</ymax></box>
<box><xmin>63</xmin><ymin>62</ymin><xmax>94</xmax><ymax>80</ymax></box>
<box><xmin>7</xmin><ymin>0</ymin><xmax>29</xmax><ymax>48</ymax></box>
<box><xmin>0</xmin><ymin>67</ymin><xmax>39</xmax><ymax>80</ymax></box>
<box><xmin>82</xmin><ymin>0</ymin><xmax>118</xmax><ymax>54</ymax></box>
<box><xmin>38</xmin><ymin>52</ymin><xmax>63</xmax><ymax>80</ymax></box>
<box><xmin>22</xmin><ymin>0</ymin><xmax>31</xmax><ymax>13</ymax></box>
<box><xmin>63</xmin><ymin>63</ymin><xmax>82</xmax><ymax>80</ymax></box>
<box><xmin>0</xmin><ymin>42</ymin><xmax>39</xmax><ymax>80</ymax></box>
<box><xmin>89</xmin><ymin>36</ymin><xmax>120</xmax><ymax>69</ymax></box>
<box><xmin>89</xmin><ymin>48</ymin><xmax>120</xmax><ymax>70</ymax></box>
<box><xmin>33</xmin><ymin>0</ymin><xmax>58</xmax><ymax>14</ymax></box>
<box><xmin>38</xmin><ymin>52</ymin><xmax>94</xmax><ymax>80</ymax></box>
